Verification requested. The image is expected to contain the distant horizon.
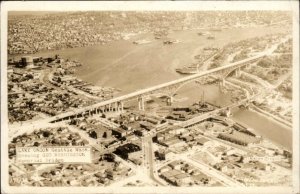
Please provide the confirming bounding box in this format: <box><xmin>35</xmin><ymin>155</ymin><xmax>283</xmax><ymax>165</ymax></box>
<box><xmin>8</xmin><ymin>10</ymin><xmax>290</xmax><ymax>14</ymax></box>
<box><xmin>8</xmin><ymin>11</ymin><xmax>74</xmax><ymax>16</ymax></box>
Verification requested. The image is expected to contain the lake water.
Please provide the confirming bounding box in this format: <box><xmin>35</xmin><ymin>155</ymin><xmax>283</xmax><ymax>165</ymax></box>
<box><xmin>175</xmin><ymin>83</ymin><xmax>292</xmax><ymax>151</ymax></box>
<box><xmin>232</xmin><ymin>109</ymin><xmax>292</xmax><ymax>151</ymax></box>
<box><xmin>11</xmin><ymin>26</ymin><xmax>292</xmax><ymax>150</ymax></box>
<box><xmin>17</xmin><ymin>25</ymin><xmax>287</xmax><ymax>94</ymax></box>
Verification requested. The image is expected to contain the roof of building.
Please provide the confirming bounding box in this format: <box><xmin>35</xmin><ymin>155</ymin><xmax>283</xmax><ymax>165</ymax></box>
<box><xmin>175</xmin><ymin>173</ymin><xmax>190</xmax><ymax>180</ymax></box>
<box><xmin>165</xmin><ymin>138</ymin><xmax>182</xmax><ymax>146</ymax></box>
<box><xmin>183</xmin><ymin>136</ymin><xmax>194</xmax><ymax>141</ymax></box>
<box><xmin>191</xmin><ymin>173</ymin><xmax>209</xmax><ymax>181</ymax></box>
<box><xmin>168</xmin><ymin>160</ymin><xmax>182</xmax><ymax>168</ymax></box>
<box><xmin>113</xmin><ymin>127</ymin><xmax>127</xmax><ymax>134</ymax></box>
<box><xmin>139</xmin><ymin>121</ymin><xmax>154</xmax><ymax>128</ymax></box>
<box><xmin>195</xmin><ymin>137</ymin><xmax>210</xmax><ymax>144</ymax></box>
<box><xmin>161</xmin><ymin>169</ymin><xmax>182</xmax><ymax>178</ymax></box>
<box><xmin>219</xmin><ymin>131</ymin><xmax>260</xmax><ymax>144</ymax></box>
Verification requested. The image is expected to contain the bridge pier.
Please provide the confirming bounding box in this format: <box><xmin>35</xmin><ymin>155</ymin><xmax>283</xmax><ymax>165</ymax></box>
<box><xmin>114</xmin><ymin>101</ymin><xmax>122</xmax><ymax>112</ymax></box>
<box><xmin>114</xmin><ymin>102</ymin><xmax>117</xmax><ymax>112</ymax></box>
<box><xmin>167</xmin><ymin>96</ymin><xmax>173</xmax><ymax>106</ymax></box>
<box><xmin>235</xmin><ymin>67</ymin><xmax>241</xmax><ymax>77</ymax></box>
<box><xmin>245</xmin><ymin>63</ymin><xmax>251</xmax><ymax>70</ymax></box>
<box><xmin>117</xmin><ymin>102</ymin><xmax>124</xmax><ymax>112</ymax></box>
<box><xmin>219</xmin><ymin>78</ymin><xmax>225</xmax><ymax>88</ymax></box>
<box><xmin>115</xmin><ymin>102</ymin><xmax>118</xmax><ymax>112</ymax></box>
<box><xmin>138</xmin><ymin>97</ymin><xmax>145</xmax><ymax>111</ymax></box>
<box><xmin>121</xmin><ymin>102</ymin><xmax>124</xmax><ymax>112</ymax></box>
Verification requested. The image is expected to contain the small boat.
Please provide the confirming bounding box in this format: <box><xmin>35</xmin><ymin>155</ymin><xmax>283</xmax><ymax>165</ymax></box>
<box><xmin>163</xmin><ymin>39</ymin><xmax>180</xmax><ymax>45</ymax></box>
<box><xmin>207</xmin><ymin>36</ymin><xmax>215</xmax><ymax>40</ymax></box>
<box><xmin>175</xmin><ymin>66</ymin><xmax>198</xmax><ymax>74</ymax></box>
<box><xmin>133</xmin><ymin>39</ymin><xmax>151</xmax><ymax>44</ymax></box>
<box><xmin>210</xmin><ymin>28</ymin><xmax>222</xmax><ymax>32</ymax></box>
<box><xmin>198</xmin><ymin>31</ymin><xmax>211</xmax><ymax>36</ymax></box>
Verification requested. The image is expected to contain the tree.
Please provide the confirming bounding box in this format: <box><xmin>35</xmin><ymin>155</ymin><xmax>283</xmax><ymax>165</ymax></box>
<box><xmin>90</xmin><ymin>131</ymin><xmax>97</xmax><ymax>139</ymax></box>
<box><xmin>43</xmin><ymin>131</ymin><xmax>51</xmax><ymax>138</ymax></box>
<box><xmin>257</xmin><ymin>57</ymin><xmax>272</xmax><ymax>68</ymax></box>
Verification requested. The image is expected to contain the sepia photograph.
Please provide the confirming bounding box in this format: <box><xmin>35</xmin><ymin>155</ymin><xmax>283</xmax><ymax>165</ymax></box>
<box><xmin>1</xmin><ymin>1</ymin><xmax>299</xmax><ymax>194</ymax></box>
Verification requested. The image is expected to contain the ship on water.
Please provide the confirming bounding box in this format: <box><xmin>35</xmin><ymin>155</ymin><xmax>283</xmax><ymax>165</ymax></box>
<box><xmin>133</xmin><ymin>39</ymin><xmax>151</xmax><ymax>45</ymax></box>
<box><xmin>207</xmin><ymin>36</ymin><xmax>215</xmax><ymax>40</ymax></box>
<box><xmin>163</xmin><ymin>39</ymin><xmax>181</xmax><ymax>45</ymax></box>
<box><xmin>209</xmin><ymin>28</ymin><xmax>222</xmax><ymax>32</ymax></box>
<box><xmin>175</xmin><ymin>66</ymin><xmax>199</xmax><ymax>74</ymax></box>
<box><xmin>198</xmin><ymin>31</ymin><xmax>211</xmax><ymax>36</ymax></box>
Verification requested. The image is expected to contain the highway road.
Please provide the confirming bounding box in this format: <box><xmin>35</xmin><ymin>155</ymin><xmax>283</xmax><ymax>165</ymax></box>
<box><xmin>142</xmin><ymin>136</ymin><xmax>167</xmax><ymax>186</ymax></box>
<box><xmin>183</xmin><ymin>156</ymin><xmax>245</xmax><ymax>187</ymax></box>
<box><xmin>39</xmin><ymin>44</ymin><xmax>278</xmax><ymax>124</ymax></box>
<box><xmin>9</xmin><ymin>36</ymin><xmax>289</xmax><ymax>131</ymax></box>
<box><xmin>178</xmin><ymin>95</ymin><xmax>253</xmax><ymax>128</ymax></box>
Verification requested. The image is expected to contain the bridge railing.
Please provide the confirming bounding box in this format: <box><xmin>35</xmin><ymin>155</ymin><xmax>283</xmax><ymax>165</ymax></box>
<box><xmin>47</xmin><ymin>53</ymin><xmax>268</xmax><ymax>123</ymax></box>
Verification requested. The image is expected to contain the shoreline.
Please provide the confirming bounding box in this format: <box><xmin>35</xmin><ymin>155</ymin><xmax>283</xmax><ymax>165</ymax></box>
<box><xmin>8</xmin><ymin>25</ymin><xmax>278</xmax><ymax>57</ymax></box>
<box><xmin>249</xmin><ymin>105</ymin><xmax>292</xmax><ymax>129</ymax></box>
<box><xmin>231</xmin><ymin>109</ymin><xmax>292</xmax><ymax>152</ymax></box>
<box><xmin>233</xmin><ymin>104</ymin><xmax>292</xmax><ymax>150</ymax></box>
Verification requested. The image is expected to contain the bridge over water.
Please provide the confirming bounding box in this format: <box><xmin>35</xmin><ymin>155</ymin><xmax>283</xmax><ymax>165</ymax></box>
<box><xmin>48</xmin><ymin>53</ymin><xmax>265</xmax><ymax>123</ymax></box>
<box><xmin>42</xmin><ymin>36</ymin><xmax>288</xmax><ymax>123</ymax></box>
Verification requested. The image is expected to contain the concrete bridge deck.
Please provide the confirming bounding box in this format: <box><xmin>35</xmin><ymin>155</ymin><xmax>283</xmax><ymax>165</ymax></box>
<box><xmin>35</xmin><ymin>36</ymin><xmax>290</xmax><ymax>123</ymax></box>
<box><xmin>47</xmin><ymin>52</ymin><xmax>267</xmax><ymax>123</ymax></box>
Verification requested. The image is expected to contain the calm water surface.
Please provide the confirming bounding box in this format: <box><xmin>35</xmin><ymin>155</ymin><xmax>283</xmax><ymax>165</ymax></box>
<box><xmin>17</xmin><ymin>26</ymin><xmax>287</xmax><ymax>94</ymax></box>
<box><xmin>232</xmin><ymin>109</ymin><xmax>292</xmax><ymax>151</ymax></box>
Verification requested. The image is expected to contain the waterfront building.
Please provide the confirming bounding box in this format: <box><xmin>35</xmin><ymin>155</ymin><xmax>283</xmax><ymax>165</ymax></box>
<box><xmin>112</xmin><ymin>128</ymin><xmax>127</xmax><ymax>138</ymax></box>
<box><xmin>218</xmin><ymin>131</ymin><xmax>261</xmax><ymax>146</ymax></box>
<box><xmin>195</xmin><ymin>137</ymin><xmax>210</xmax><ymax>146</ymax></box>
<box><xmin>21</xmin><ymin>56</ymin><xmax>34</xmax><ymax>69</ymax></box>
